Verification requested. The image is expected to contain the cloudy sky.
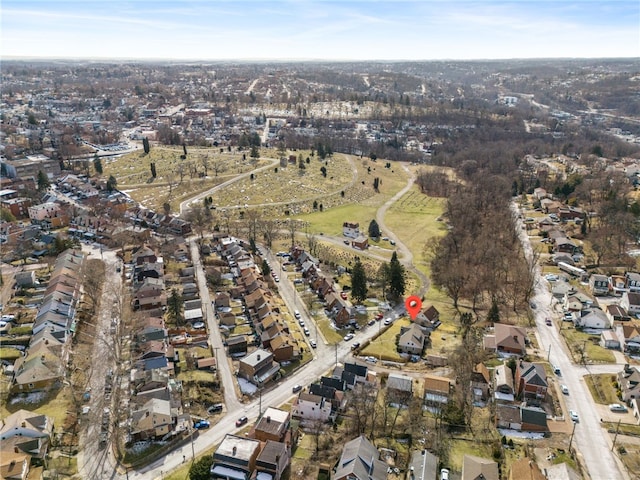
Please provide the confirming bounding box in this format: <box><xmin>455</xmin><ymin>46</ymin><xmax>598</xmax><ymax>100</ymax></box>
<box><xmin>3</xmin><ymin>0</ymin><xmax>639</xmax><ymax>61</ymax></box>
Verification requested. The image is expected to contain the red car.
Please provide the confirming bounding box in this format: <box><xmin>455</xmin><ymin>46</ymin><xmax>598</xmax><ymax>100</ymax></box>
<box><xmin>340</xmin><ymin>292</ymin><xmax>348</xmax><ymax>300</ymax></box>
<box><xmin>375</xmin><ymin>313</ymin><xmax>383</xmax><ymax>321</ymax></box>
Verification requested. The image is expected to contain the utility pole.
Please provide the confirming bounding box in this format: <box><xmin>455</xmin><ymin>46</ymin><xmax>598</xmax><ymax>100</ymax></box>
<box><xmin>547</xmin><ymin>344</ymin><xmax>551</xmax><ymax>362</ymax></box>
<box><xmin>335</xmin><ymin>343</ymin><xmax>338</xmax><ymax>365</ymax></box>
<box><xmin>568</xmin><ymin>420</ymin><xmax>577</xmax><ymax>452</ymax></box>
<box><xmin>259</xmin><ymin>388</ymin><xmax>262</xmax><ymax>416</ymax></box>
<box><xmin>612</xmin><ymin>419</ymin><xmax>622</xmax><ymax>451</ymax></box>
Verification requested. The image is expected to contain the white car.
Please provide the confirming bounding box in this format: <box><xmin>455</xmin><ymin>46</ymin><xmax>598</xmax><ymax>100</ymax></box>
<box><xmin>561</xmin><ymin>385</ymin><xmax>569</xmax><ymax>395</ymax></box>
<box><xmin>609</xmin><ymin>403</ymin><xmax>628</xmax><ymax>413</ymax></box>
<box><xmin>344</xmin><ymin>333</ymin><xmax>355</xmax><ymax>341</ymax></box>
<box><xmin>569</xmin><ymin>410</ymin><xmax>579</xmax><ymax>422</ymax></box>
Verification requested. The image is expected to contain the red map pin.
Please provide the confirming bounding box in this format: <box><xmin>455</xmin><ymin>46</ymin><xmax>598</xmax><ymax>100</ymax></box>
<box><xmin>405</xmin><ymin>295</ymin><xmax>422</xmax><ymax>320</ymax></box>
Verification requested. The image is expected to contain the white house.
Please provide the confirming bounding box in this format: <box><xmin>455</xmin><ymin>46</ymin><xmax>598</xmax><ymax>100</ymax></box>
<box><xmin>621</xmin><ymin>292</ymin><xmax>640</xmax><ymax>316</ymax></box>
<box><xmin>342</xmin><ymin>222</ymin><xmax>360</xmax><ymax>239</ymax></box>
<box><xmin>575</xmin><ymin>308</ymin><xmax>610</xmax><ymax>329</ymax></box>
<box><xmin>291</xmin><ymin>392</ymin><xmax>332</xmax><ymax>425</ymax></box>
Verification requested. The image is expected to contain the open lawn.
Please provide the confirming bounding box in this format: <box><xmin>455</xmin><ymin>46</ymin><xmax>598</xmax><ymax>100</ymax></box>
<box><xmin>0</xmin><ymin>386</ymin><xmax>74</xmax><ymax>434</ymax></box>
<box><xmin>360</xmin><ymin>318</ymin><xmax>409</xmax><ymax>362</ymax></box>
<box><xmin>316</xmin><ymin>317</ymin><xmax>344</xmax><ymax>344</ymax></box>
<box><xmin>385</xmin><ymin>187</ymin><xmax>447</xmax><ymax>277</ymax></box>
<box><xmin>585</xmin><ymin>374</ymin><xmax>621</xmax><ymax>405</ymax></box>
<box><xmin>0</xmin><ymin>347</ymin><xmax>21</xmax><ymax>360</ymax></box>
<box><xmin>561</xmin><ymin>327</ymin><xmax>616</xmax><ymax>363</ymax></box>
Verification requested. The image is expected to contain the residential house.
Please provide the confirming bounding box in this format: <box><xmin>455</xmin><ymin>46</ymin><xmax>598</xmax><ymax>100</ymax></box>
<box><xmin>406</xmin><ymin>449</ymin><xmax>438</xmax><ymax>480</ymax></box>
<box><xmin>386</xmin><ymin>373</ymin><xmax>413</xmax><ymax>405</ymax></box>
<box><xmin>616</xmin><ymin>324</ymin><xmax>640</xmax><ymax>353</ymax></box>
<box><xmin>132</xmin><ymin>278</ymin><xmax>167</xmax><ymax>310</ymax></box>
<box><xmin>211</xmin><ymin>434</ymin><xmax>261</xmax><ymax>480</ymax></box>
<box><xmin>132</xmin><ymin>245</ymin><xmax>158</xmax><ymax>266</ymax></box>
<box><xmin>508</xmin><ymin>457</ymin><xmax>545</xmax><ymax>480</ymax></box>
<box><xmin>600</xmin><ymin>330</ymin><xmax>621</xmax><ymax>350</ymax></box>
<box><xmin>14</xmin><ymin>271</ymin><xmax>36</xmax><ymax>287</ymax></box>
<box><xmin>0</xmin><ymin>450</ymin><xmax>39</xmax><ymax>480</ymax></box>
<box><xmin>423</xmin><ymin>374</ymin><xmax>452</xmax><ymax>413</ymax></box>
<box><xmin>589</xmin><ymin>274</ymin><xmax>610</xmax><ymax>296</ymax></box>
<box><xmin>607</xmin><ymin>304</ymin><xmax>631</xmax><ymax>323</ymax></box>
<box><xmin>252</xmin><ymin>407</ymin><xmax>290</xmax><ymax>444</ymax></box>
<box><xmin>462</xmin><ymin>455</ymin><xmax>499</xmax><ymax>480</ymax></box>
<box><xmin>610</xmin><ymin>275</ymin><xmax>627</xmax><ymax>296</ymax></box>
<box><xmin>398</xmin><ymin>323</ymin><xmax>426</xmax><ymax>355</ymax></box>
<box><xmin>515</xmin><ymin>361</ymin><xmax>548</xmax><ymax>401</ymax></box>
<box><xmin>494</xmin><ymin>364</ymin><xmax>515</xmax><ymax>402</ymax></box>
<box><xmin>130</xmin><ymin>398</ymin><xmax>173</xmax><ymax>440</ymax></box>
<box><xmin>626</xmin><ymin>272</ymin><xmax>640</xmax><ymax>293</ymax></box>
<box><xmin>414</xmin><ymin>305</ymin><xmax>440</xmax><ymax>331</ymax></box>
<box><xmin>351</xmin><ymin>236</ymin><xmax>368</xmax><ymax>250</ymax></box>
<box><xmin>292</xmin><ymin>393</ymin><xmax>332</xmax><ymax>425</ymax></box>
<box><xmin>0</xmin><ymin>409</ymin><xmax>53</xmax><ymax>461</ymax></box>
<box><xmin>621</xmin><ymin>292</ymin><xmax>640</xmax><ymax>316</ymax></box>
<box><xmin>470</xmin><ymin>363</ymin><xmax>491</xmax><ymax>404</ymax></box>
<box><xmin>11</xmin><ymin>342</ymin><xmax>64</xmax><ymax>393</ymax></box>
<box><xmin>227</xmin><ymin>335</ymin><xmax>248</xmax><ymax>356</ymax></box>
<box><xmin>342</xmin><ymin>222</ymin><xmax>360</xmax><ymax>239</ymax></box>
<box><xmin>255</xmin><ymin>440</ymin><xmax>289</xmax><ymax>480</ymax></box>
<box><xmin>332</xmin><ymin>435</ymin><xmax>387</xmax><ymax>480</ymax></box>
<box><xmin>238</xmin><ymin>349</ymin><xmax>279</xmax><ymax>386</ymax></box>
<box><xmin>618</xmin><ymin>364</ymin><xmax>640</xmax><ymax>403</ymax></box>
<box><xmin>575</xmin><ymin>308</ymin><xmax>610</xmax><ymax>329</ymax></box>
<box><xmin>495</xmin><ymin>404</ymin><xmax>521</xmax><ymax>430</ymax></box>
<box><xmin>520</xmin><ymin>406</ymin><xmax>548</xmax><ymax>432</ymax></box>
<box><xmin>484</xmin><ymin>324</ymin><xmax>527</xmax><ymax>356</ymax></box>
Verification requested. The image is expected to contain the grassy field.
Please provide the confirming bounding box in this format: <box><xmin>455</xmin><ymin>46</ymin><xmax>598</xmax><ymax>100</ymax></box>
<box><xmin>385</xmin><ymin>186</ymin><xmax>447</xmax><ymax>277</ymax></box>
<box><xmin>360</xmin><ymin>318</ymin><xmax>408</xmax><ymax>362</ymax></box>
<box><xmin>585</xmin><ymin>373</ymin><xmax>620</xmax><ymax>405</ymax></box>
<box><xmin>561</xmin><ymin>327</ymin><xmax>616</xmax><ymax>363</ymax></box>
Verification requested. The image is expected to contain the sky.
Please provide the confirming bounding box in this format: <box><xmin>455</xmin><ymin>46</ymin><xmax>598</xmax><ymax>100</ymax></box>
<box><xmin>2</xmin><ymin>0</ymin><xmax>639</xmax><ymax>61</ymax></box>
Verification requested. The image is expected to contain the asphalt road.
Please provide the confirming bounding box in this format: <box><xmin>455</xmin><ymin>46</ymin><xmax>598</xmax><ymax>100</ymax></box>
<box><xmin>515</xmin><ymin>203</ymin><xmax>629</xmax><ymax>480</ymax></box>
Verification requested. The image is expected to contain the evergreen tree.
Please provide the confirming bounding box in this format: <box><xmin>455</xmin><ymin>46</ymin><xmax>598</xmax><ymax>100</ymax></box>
<box><xmin>487</xmin><ymin>300</ymin><xmax>500</xmax><ymax>323</ymax></box>
<box><xmin>167</xmin><ymin>288</ymin><xmax>183</xmax><ymax>324</ymax></box>
<box><xmin>351</xmin><ymin>258</ymin><xmax>368</xmax><ymax>303</ymax></box>
<box><xmin>189</xmin><ymin>455</ymin><xmax>214</xmax><ymax>480</ymax></box>
<box><xmin>262</xmin><ymin>259</ymin><xmax>271</xmax><ymax>277</ymax></box>
<box><xmin>37</xmin><ymin>170</ymin><xmax>50</xmax><ymax>191</ymax></box>
<box><xmin>106</xmin><ymin>175</ymin><xmax>118</xmax><ymax>192</ymax></box>
<box><xmin>388</xmin><ymin>251</ymin><xmax>406</xmax><ymax>300</ymax></box>
<box><xmin>250</xmin><ymin>145</ymin><xmax>260</xmax><ymax>160</ymax></box>
<box><xmin>150</xmin><ymin>162</ymin><xmax>157</xmax><ymax>178</ymax></box>
<box><xmin>142</xmin><ymin>137</ymin><xmax>150</xmax><ymax>154</ymax></box>
<box><xmin>368</xmin><ymin>219</ymin><xmax>381</xmax><ymax>239</ymax></box>
<box><xmin>93</xmin><ymin>155</ymin><xmax>103</xmax><ymax>175</ymax></box>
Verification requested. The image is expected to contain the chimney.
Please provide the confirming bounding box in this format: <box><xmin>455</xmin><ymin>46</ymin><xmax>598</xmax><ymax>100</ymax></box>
<box><xmin>266</xmin><ymin>416</ymin><xmax>271</xmax><ymax>423</ymax></box>
<box><xmin>14</xmin><ymin>447</ymin><xmax>20</xmax><ymax>453</ymax></box>
<box><xmin>275</xmin><ymin>455</ymin><xmax>280</xmax><ymax>463</ymax></box>
<box><xmin>232</xmin><ymin>446</ymin><xmax>237</xmax><ymax>456</ymax></box>
<box><xmin>257</xmin><ymin>354</ymin><xmax>261</xmax><ymax>361</ymax></box>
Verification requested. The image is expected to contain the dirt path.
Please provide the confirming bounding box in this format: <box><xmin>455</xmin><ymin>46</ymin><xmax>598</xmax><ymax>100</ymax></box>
<box><xmin>375</xmin><ymin>164</ymin><xmax>430</xmax><ymax>297</ymax></box>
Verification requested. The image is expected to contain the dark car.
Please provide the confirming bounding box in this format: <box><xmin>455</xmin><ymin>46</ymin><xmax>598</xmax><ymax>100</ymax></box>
<box><xmin>292</xmin><ymin>384</ymin><xmax>303</xmax><ymax>393</ymax></box>
<box><xmin>351</xmin><ymin>342</ymin><xmax>361</xmax><ymax>350</ymax></box>
<box><xmin>236</xmin><ymin>416</ymin><xmax>248</xmax><ymax>427</ymax></box>
<box><xmin>207</xmin><ymin>403</ymin><xmax>223</xmax><ymax>414</ymax></box>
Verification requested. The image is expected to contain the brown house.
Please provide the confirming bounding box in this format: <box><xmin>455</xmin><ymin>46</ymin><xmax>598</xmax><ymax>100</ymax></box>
<box><xmin>515</xmin><ymin>361</ymin><xmax>548</xmax><ymax>401</ymax></box>
<box><xmin>484</xmin><ymin>324</ymin><xmax>527</xmax><ymax>356</ymax></box>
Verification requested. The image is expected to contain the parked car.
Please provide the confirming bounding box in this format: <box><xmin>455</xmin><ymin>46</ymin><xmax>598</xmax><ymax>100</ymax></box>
<box><xmin>236</xmin><ymin>416</ymin><xmax>248</xmax><ymax>427</ymax></box>
<box><xmin>383</xmin><ymin>318</ymin><xmax>392</xmax><ymax>326</ymax></box>
<box><xmin>569</xmin><ymin>410</ymin><xmax>579</xmax><ymax>422</ymax></box>
<box><xmin>309</xmin><ymin>340</ymin><xmax>317</xmax><ymax>348</ymax></box>
<box><xmin>292</xmin><ymin>384</ymin><xmax>303</xmax><ymax>393</ymax></box>
<box><xmin>367</xmin><ymin>319</ymin><xmax>376</xmax><ymax>326</ymax></box>
<box><xmin>561</xmin><ymin>385</ymin><xmax>569</xmax><ymax>395</ymax></box>
<box><xmin>545</xmin><ymin>318</ymin><xmax>552</xmax><ymax>326</ymax></box>
<box><xmin>194</xmin><ymin>420</ymin><xmax>210</xmax><ymax>429</ymax></box>
<box><xmin>294</xmin><ymin>310</ymin><xmax>301</xmax><ymax>319</ymax></box>
<box><xmin>303</xmin><ymin>328</ymin><xmax>310</xmax><ymax>336</ymax></box>
<box><xmin>365</xmin><ymin>356</ymin><xmax>378</xmax><ymax>363</ymax></box>
<box><xmin>207</xmin><ymin>404</ymin><xmax>223</xmax><ymax>414</ymax></box>
<box><xmin>609</xmin><ymin>403</ymin><xmax>628</xmax><ymax>412</ymax></box>
<box><xmin>351</xmin><ymin>342</ymin><xmax>360</xmax><ymax>350</ymax></box>
<box><xmin>375</xmin><ymin>312</ymin><xmax>384</xmax><ymax>320</ymax></box>
<box><xmin>344</xmin><ymin>333</ymin><xmax>355</xmax><ymax>341</ymax></box>
<box><xmin>340</xmin><ymin>292</ymin><xmax>348</xmax><ymax>300</ymax></box>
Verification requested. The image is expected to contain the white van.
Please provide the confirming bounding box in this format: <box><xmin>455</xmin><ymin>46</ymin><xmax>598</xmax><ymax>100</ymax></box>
<box><xmin>440</xmin><ymin>468</ymin><xmax>450</xmax><ymax>480</ymax></box>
